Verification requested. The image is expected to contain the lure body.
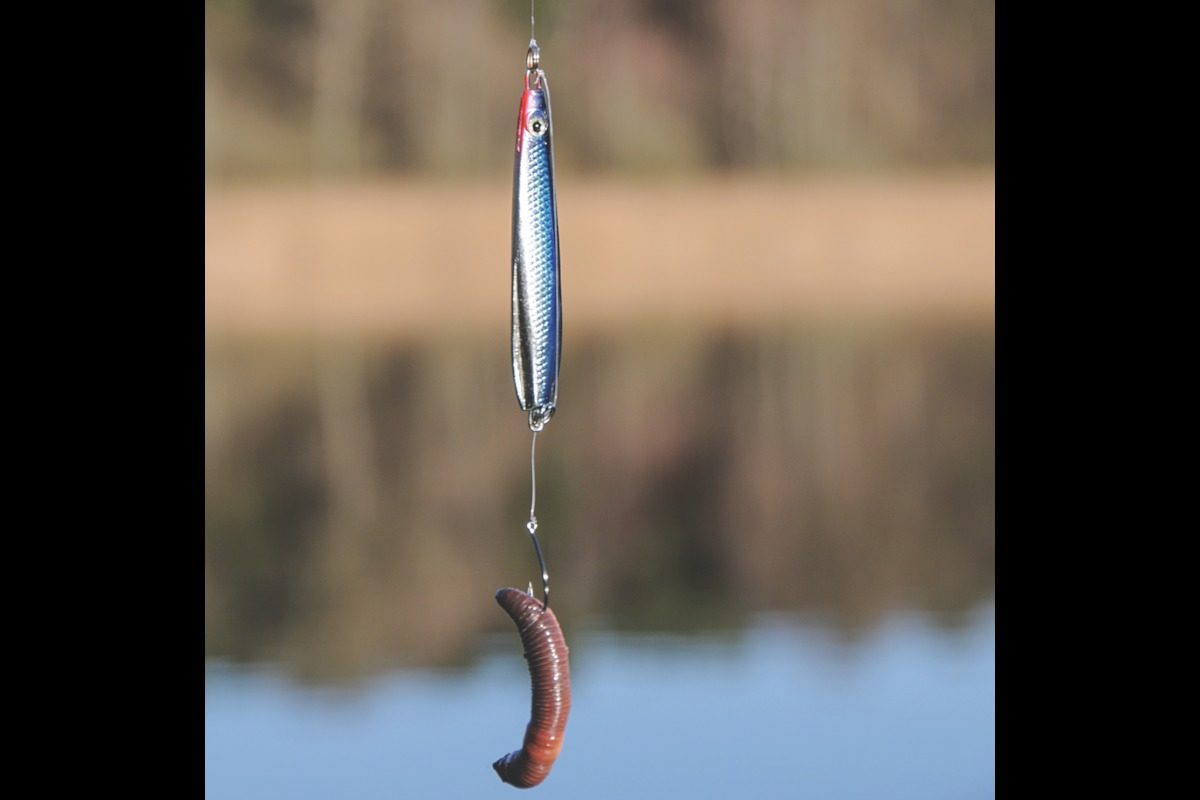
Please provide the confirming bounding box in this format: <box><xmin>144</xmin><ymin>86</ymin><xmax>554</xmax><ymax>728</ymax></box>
<box><xmin>493</xmin><ymin>587</ymin><xmax>571</xmax><ymax>788</ymax></box>
<box><xmin>511</xmin><ymin>45</ymin><xmax>561</xmax><ymax>430</ymax></box>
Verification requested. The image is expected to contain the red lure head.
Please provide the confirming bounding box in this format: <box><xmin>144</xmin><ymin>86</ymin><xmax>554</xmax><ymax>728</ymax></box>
<box><xmin>516</xmin><ymin>42</ymin><xmax>550</xmax><ymax>153</ymax></box>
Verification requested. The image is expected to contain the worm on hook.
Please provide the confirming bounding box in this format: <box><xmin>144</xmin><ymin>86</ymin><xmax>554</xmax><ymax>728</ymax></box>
<box><xmin>493</xmin><ymin>587</ymin><xmax>571</xmax><ymax>788</ymax></box>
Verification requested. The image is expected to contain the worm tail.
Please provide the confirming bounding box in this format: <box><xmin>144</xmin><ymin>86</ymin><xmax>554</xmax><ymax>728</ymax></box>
<box><xmin>493</xmin><ymin>587</ymin><xmax>571</xmax><ymax>788</ymax></box>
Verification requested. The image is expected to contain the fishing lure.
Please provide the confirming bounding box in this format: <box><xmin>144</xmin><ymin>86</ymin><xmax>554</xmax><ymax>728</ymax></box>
<box><xmin>510</xmin><ymin>18</ymin><xmax>560</xmax><ymax>611</ymax></box>
<box><xmin>492</xmin><ymin>587</ymin><xmax>572</xmax><ymax>788</ymax></box>
<box><xmin>511</xmin><ymin>36</ymin><xmax>561</xmax><ymax>435</ymax></box>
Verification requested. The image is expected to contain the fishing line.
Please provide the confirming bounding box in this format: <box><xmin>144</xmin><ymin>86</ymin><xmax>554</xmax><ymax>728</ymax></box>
<box><xmin>527</xmin><ymin>429</ymin><xmax>550</xmax><ymax>610</ymax></box>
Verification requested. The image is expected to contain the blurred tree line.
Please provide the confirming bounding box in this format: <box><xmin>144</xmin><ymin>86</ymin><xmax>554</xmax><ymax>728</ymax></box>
<box><xmin>206</xmin><ymin>0</ymin><xmax>993</xmax><ymax>176</ymax></box>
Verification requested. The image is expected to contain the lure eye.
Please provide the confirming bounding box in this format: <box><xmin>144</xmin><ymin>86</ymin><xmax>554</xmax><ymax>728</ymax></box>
<box><xmin>527</xmin><ymin>114</ymin><xmax>547</xmax><ymax>136</ymax></box>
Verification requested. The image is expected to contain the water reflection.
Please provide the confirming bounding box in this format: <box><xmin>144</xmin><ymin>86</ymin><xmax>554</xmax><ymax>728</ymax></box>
<box><xmin>205</xmin><ymin>323</ymin><xmax>993</xmax><ymax>683</ymax></box>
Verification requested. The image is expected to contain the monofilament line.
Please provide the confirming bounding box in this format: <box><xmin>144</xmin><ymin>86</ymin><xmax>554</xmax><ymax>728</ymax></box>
<box><xmin>523</xmin><ymin>429</ymin><xmax>547</xmax><ymax>609</ymax></box>
<box><xmin>529</xmin><ymin>428</ymin><xmax>538</xmax><ymax>520</ymax></box>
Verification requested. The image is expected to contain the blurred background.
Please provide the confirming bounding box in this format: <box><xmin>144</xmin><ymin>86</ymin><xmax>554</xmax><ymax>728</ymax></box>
<box><xmin>205</xmin><ymin>1</ymin><xmax>994</xmax><ymax>797</ymax></box>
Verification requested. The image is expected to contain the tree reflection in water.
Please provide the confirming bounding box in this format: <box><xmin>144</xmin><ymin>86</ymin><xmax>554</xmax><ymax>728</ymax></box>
<box><xmin>205</xmin><ymin>323</ymin><xmax>993</xmax><ymax>684</ymax></box>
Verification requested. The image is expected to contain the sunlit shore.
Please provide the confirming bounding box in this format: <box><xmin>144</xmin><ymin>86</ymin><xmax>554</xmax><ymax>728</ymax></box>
<box><xmin>205</xmin><ymin>171</ymin><xmax>994</xmax><ymax>338</ymax></box>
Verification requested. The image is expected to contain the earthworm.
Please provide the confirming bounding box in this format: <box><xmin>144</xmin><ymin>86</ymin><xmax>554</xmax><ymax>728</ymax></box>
<box><xmin>493</xmin><ymin>587</ymin><xmax>571</xmax><ymax>788</ymax></box>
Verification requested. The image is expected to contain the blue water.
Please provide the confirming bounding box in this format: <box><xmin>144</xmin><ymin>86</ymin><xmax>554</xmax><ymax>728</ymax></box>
<box><xmin>206</xmin><ymin>602</ymin><xmax>994</xmax><ymax>799</ymax></box>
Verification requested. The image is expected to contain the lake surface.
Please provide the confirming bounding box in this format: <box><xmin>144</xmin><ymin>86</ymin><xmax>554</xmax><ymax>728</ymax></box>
<box><xmin>206</xmin><ymin>323</ymin><xmax>994</xmax><ymax>797</ymax></box>
<box><xmin>206</xmin><ymin>600</ymin><xmax>993</xmax><ymax>799</ymax></box>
